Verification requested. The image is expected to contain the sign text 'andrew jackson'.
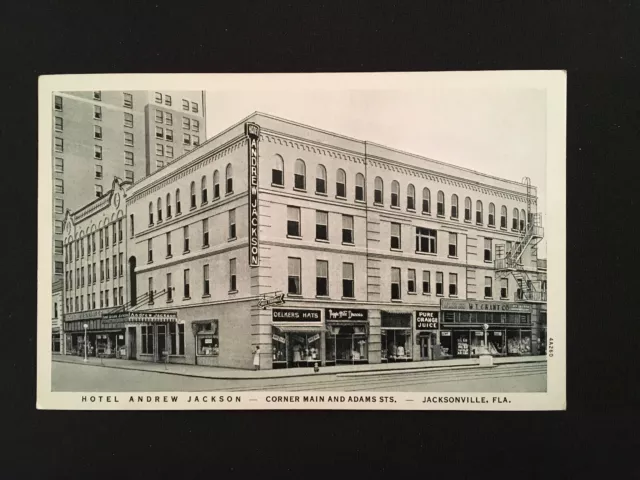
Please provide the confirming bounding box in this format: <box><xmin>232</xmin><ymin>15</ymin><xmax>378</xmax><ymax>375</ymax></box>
<box><xmin>246</xmin><ymin>123</ymin><xmax>261</xmax><ymax>267</ymax></box>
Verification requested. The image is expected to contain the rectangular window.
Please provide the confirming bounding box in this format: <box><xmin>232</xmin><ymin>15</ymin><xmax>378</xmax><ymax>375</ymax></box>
<box><xmin>124</xmin><ymin>112</ymin><xmax>133</xmax><ymax>128</ymax></box>
<box><xmin>100</xmin><ymin>260</ymin><xmax>104</xmax><ymax>282</ymax></box>
<box><xmin>81</xmin><ymin>267</ymin><xmax>85</xmax><ymax>287</ymax></box>
<box><xmin>119</xmin><ymin>287</ymin><xmax>123</xmax><ymax>306</ymax></box>
<box><xmin>183</xmin><ymin>269</ymin><xmax>190</xmax><ymax>298</ymax></box>
<box><xmin>183</xmin><ymin>133</ymin><xmax>191</xmax><ymax>145</ymax></box>
<box><xmin>166</xmin><ymin>145</ymin><xmax>174</xmax><ymax>158</ymax></box>
<box><xmin>416</xmin><ymin>227</ymin><xmax>437</xmax><ymax>254</ymax></box>
<box><xmin>183</xmin><ymin>226</ymin><xmax>189</xmax><ymax>252</ymax></box>
<box><xmin>94</xmin><ymin>145</ymin><xmax>102</xmax><ymax>160</ymax></box>
<box><xmin>165</xmin><ymin>95</ymin><xmax>172</xmax><ymax>106</ymax></box>
<box><xmin>343</xmin><ymin>262</ymin><xmax>355</xmax><ymax>298</ymax></box>
<box><xmin>436</xmin><ymin>272</ymin><xmax>444</xmax><ymax>296</ymax></box>
<box><xmin>449</xmin><ymin>273</ymin><xmax>458</xmax><ymax>296</ymax></box>
<box><xmin>155</xmin><ymin>143</ymin><xmax>164</xmax><ymax>156</ymax></box>
<box><xmin>193</xmin><ymin>135</ymin><xmax>200</xmax><ymax>146</ymax></box>
<box><xmin>54</xmin><ymin>157</ymin><xmax>64</xmax><ymax>173</ymax></box>
<box><xmin>182</xmin><ymin>117</ymin><xmax>190</xmax><ymax>129</ymax></box>
<box><xmin>94</xmin><ymin>125</ymin><xmax>102</xmax><ymax>140</ymax></box>
<box><xmin>123</xmin><ymin>93</ymin><xmax>133</xmax><ymax>108</ymax></box>
<box><xmin>148</xmin><ymin>277</ymin><xmax>154</xmax><ymax>304</ymax></box>
<box><xmin>54</xmin><ymin>95</ymin><xmax>62</xmax><ymax>111</ymax></box>
<box><xmin>155</xmin><ymin>92</ymin><xmax>162</xmax><ymax>103</ymax></box>
<box><xmin>113</xmin><ymin>255</ymin><xmax>117</xmax><ymax>278</ymax></box>
<box><xmin>54</xmin><ymin>178</ymin><xmax>64</xmax><ymax>194</ymax></box>
<box><xmin>54</xmin><ymin>137</ymin><xmax>63</xmax><ymax>153</ymax></box>
<box><xmin>288</xmin><ymin>257</ymin><xmax>301</xmax><ymax>295</ymax></box>
<box><xmin>485</xmin><ymin>277</ymin><xmax>493</xmax><ymax>298</ymax></box>
<box><xmin>95</xmin><ymin>164</ymin><xmax>103</xmax><ymax>179</ymax></box>
<box><xmin>55</xmin><ymin>220</ymin><xmax>63</xmax><ymax>234</ymax></box>
<box><xmin>484</xmin><ymin>238</ymin><xmax>492</xmax><ymax>262</ymax></box>
<box><xmin>169</xmin><ymin>323</ymin><xmax>185</xmax><ymax>355</ymax></box>
<box><xmin>182</xmin><ymin>99</ymin><xmax>189</xmax><ymax>111</ymax></box>
<box><xmin>315</xmin><ymin>211</ymin><xmax>328</xmax><ymax>240</ymax></box>
<box><xmin>55</xmin><ymin>261</ymin><xmax>63</xmax><ymax>275</ymax></box>
<box><xmin>54</xmin><ymin>116</ymin><xmax>63</xmax><ymax>131</ymax></box>
<box><xmin>449</xmin><ymin>232</ymin><xmax>457</xmax><ymax>257</ymax></box>
<box><xmin>501</xmin><ymin>278</ymin><xmax>508</xmax><ymax>299</ymax></box>
<box><xmin>141</xmin><ymin>325</ymin><xmax>153</xmax><ymax>355</ymax></box>
<box><xmin>422</xmin><ymin>271</ymin><xmax>431</xmax><ymax>294</ymax></box>
<box><xmin>316</xmin><ymin>260</ymin><xmax>328</xmax><ymax>296</ymax></box>
<box><xmin>95</xmin><ymin>185</ymin><xmax>103</xmax><ymax>197</ymax></box>
<box><xmin>124</xmin><ymin>132</ymin><xmax>134</xmax><ymax>146</ymax></box>
<box><xmin>192</xmin><ymin>119</ymin><xmax>199</xmax><ymax>132</ymax></box>
<box><xmin>228</xmin><ymin>209</ymin><xmax>236</xmax><ymax>239</ymax></box>
<box><xmin>54</xmin><ymin>240</ymin><xmax>63</xmax><ymax>255</ymax></box>
<box><xmin>391</xmin><ymin>223</ymin><xmax>401</xmax><ymax>250</ymax></box>
<box><xmin>203</xmin><ymin>264</ymin><xmax>210</xmax><ymax>296</ymax></box>
<box><xmin>167</xmin><ymin>273</ymin><xmax>173</xmax><ymax>302</ymax></box>
<box><xmin>166</xmin><ymin>112</ymin><xmax>173</xmax><ymax>125</ymax></box>
<box><xmin>93</xmin><ymin>91</ymin><xmax>101</xmax><ymax>101</ymax></box>
<box><xmin>155</xmin><ymin>125</ymin><xmax>164</xmax><ymax>138</ymax></box>
<box><xmin>113</xmin><ymin>288</ymin><xmax>117</xmax><ymax>306</ymax></box>
<box><xmin>125</xmin><ymin>170</ymin><xmax>134</xmax><ymax>183</ymax></box>
<box><xmin>192</xmin><ymin>102</ymin><xmax>198</xmax><ymax>113</ymax></box>
<box><xmin>124</xmin><ymin>151</ymin><xmax>134</xmax><ymax>166</ymax></box>
<box><xmin>147</xmin><ymin>239</ymin><xmax>153</xmax><ymax>263</ymax></box>
<box><xmin>105</xmin><ymin>258</ymin><xmax>110</xmax><ymax>280</ymax></box>
<box><xmin>391</xmin><ymin>267</ymin><xmax>401</xmax><ymax>300</ymax></box>
<box><xmin>287</xmin><ymin>206</ymin><xmax>301</xmax><ymax>237</ymax></box>
<box><xmin>196</xmin><ymin>321</ymin><xmax>218</xmax><ymax>356</ymax></box>
<box><xmin>229</xmin><ymin>258</ymin><xmax>237</xmax><ymax>291</ymax></box>
<box><xmin>54</xmin><ymin>197</ymin><xmax>64</xmax><ymax>214</ymax></box>
<box><xmin>197</xmin><ymin>219</ymin><xmax>207</xmax><ymax>247</ymax></box>
<box><xmin>92</xmin><ymin>293</ymin><xmax>96</xmax><ymax>309</ymax></box>
<box><xmin>165</xmin><ymin>129</ymin><xmax>173</xmax><ymax>141</ymax></box>
<box><xmin>119</xmin><ymin>253</ymin><xmax>123</xmax><ymax>276</ymax></box>
<box><xmin>408</xmin><ymin>269</ymin><xmax>416</xmax><ymax>293</ymax></box>
<box><xmin>342</xmin><ymin>215</ymin><xmax>354</xmax><ymax>244</ymax></box>
<box><xmin>166</xmin><ymin>231</ymin><xmax>172</xmax><ymax>257</ymax></box>
<box><xmin>155</xmin><ymin>110</ymin><xmax>164</xmax><ymax>123</ymax></box>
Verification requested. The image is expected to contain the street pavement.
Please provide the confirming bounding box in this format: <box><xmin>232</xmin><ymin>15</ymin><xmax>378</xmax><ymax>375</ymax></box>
<box><xmin>52</xmin><ymin>360</ymin><xmax>546</xmax><ymax>392</ymax></box>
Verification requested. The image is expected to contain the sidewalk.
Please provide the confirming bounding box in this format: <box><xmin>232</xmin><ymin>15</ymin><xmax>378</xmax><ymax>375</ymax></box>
<box><xmin>53</xmin><ymin>354</ymin><xmax>547</xmax><ymax>380</ymax></box>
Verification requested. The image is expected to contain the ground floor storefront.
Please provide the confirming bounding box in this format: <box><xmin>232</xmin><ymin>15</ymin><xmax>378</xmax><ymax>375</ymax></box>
<box><xmin>52</xmin><ymin>328</ymin><xmax>61</xmax><ymax>353</ymax></box>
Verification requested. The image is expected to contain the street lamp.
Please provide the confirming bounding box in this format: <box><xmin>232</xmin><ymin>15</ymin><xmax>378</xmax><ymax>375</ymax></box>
<box><xmin>83</xmin><ymin>323</ymin><xmax>89</xmax><ymax>362</ymax></box>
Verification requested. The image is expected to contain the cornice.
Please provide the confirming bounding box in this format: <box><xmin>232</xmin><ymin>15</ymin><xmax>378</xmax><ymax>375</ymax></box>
<box><xmin>261</xmin><ymin>131</ymin><xmax>366</xmax><ymax>165</ymax></box>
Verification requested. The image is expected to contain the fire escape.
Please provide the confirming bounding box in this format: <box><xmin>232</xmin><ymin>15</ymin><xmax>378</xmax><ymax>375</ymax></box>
<box><xmin>494</xmin><ymin>177</ymin><xmax>546</xmax><ymax>303</ymax></box>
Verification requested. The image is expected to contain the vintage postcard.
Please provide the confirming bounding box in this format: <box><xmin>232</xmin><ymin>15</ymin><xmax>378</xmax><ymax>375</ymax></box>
<box><xmin>37</xmin><ymin>71</ymin><xmax>566</xmax><ymax>410</ymax></box>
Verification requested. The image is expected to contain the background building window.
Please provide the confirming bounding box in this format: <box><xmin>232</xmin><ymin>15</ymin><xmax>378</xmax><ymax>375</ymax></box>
<box><xmin>166</xmin><ymin>232</ymin><xmax>172</xmax><ymax>257</ymax></box>
<box><xmin>407</xmin><ymin>184</ymin><xmax>415</xmax><ymax>210</ymax></box>
<box><xmin>316</xmin><ymin>164</ymin><xmax>327</xmax><ymax>193</ymax></box>
<box><xmin>192</xmin><ymin>119</ymin><xmax>199</xmax><ymax>131</ymax></box>
<box><xmin>95</xmin><ymin>185</ymin><xmax>103</xmax><ymax>197</ymax></box>
<box><xmin>94</xmin><ymin>145</ymin><xmax>102</xmax><ymax>159</ymax></box>
<box><xmin>484</xmin><ymin>238</ymin><xmax>492</xmax><ymax>261</ymax></box>
<box><xmin>54</xmin><ymin>137</ymin><xmax>63</xmax><ymax>152</ymax></box>
<box><xmin>355</xmin><ymin>173</ymin><xmax>365</xmax><ymax>201</ymax></box>
<box><xmin>391</xmin><ymin>181</ymin><xmax>400</xmax><ymax>207</ymax></box>
<box><xmin>54</xmin><ymin>157</ymin><xmax>64</xmax><ymax>173</ymax></box>
<box><xmin>166</xmin><ymin>146</ymin><xmax>173</xmax><ymax>158</ymax></box>
<box><xmin>125</xmin><ymin>170</ymin><xmax>134</xmax><ymax>183</ymax></box>
<box><xmin>123</xmin><ymin>93</ymin><xmax>133</xmax><ymax>108</ymax></box>
<box><xmin>272</xmin><ymin>155</ymin><xmax>284</xmax><ymax>186</ymax></box>
<box><xmin>287</xmin><ymin>206</ymin><xmax>301</xmax><ymax>237</ymax></box>
<box><xmin>95</xmin><ymin>164</ymin><xmax>102</xmax><ymax>179</ymax></box>
<box><xmin>316</xmin><ymin>211</ymin><xmax>328</xmax><ymax>240</ymax></box>
<box><xmin>183</xmin><ymin>269</ymin><xmax>190</xmax><ymax>299</ymax></box>
<box><xmin>157</xmin><ymin>198</ymin><xmax>163</xmax><ymax>222</ymax></box>
<box><xmin>294</xmin><ymin>159</ymin><xmax>306</xmax><ymax>190</ymax></box>
<box><xmin>94</xmin><ymin>105</ymin><xmax>102</xmax><ymax>120</ymax></box>
<box><xmin>449</xmin><ymin>232</ymin><xmax>457</xmax><ymax>257</ymax></box>
<box><xmin>147</xmin><ymin>239</ymin><xmax>153</xmax><ymax>263</ymax></box>
<box><xmin>148</xmin><ymin>202</ymin><xmax>154</xmax><ymax>225</ymax></box>
<box><xmin>124</xmin><ymin>113</ymin><xmax>133</xmax><ymax>127</ymax></box>
<box><xmin>166</xmin><ymin>112</ymin><xmax>172</xmax><ymax>125</ymax></box>
<box><xmin>449</xmin><ymin>273</ymin><xmax>458</xmax><ymax>296</ymax></box>
<box><xmin>203</xmin><ymin>264</ymin><xmax>210</xmax><ymax>296</ymax></box>
<box><xmin>183</xmin><ymin>133</ymin><xmax>191</xmax><ymax>145</ymax></box>
<box><xmin>54</xmin><ymin>95</ymin><xmax>62</xmax><ymax>110</ymax></box>
<box><xmin>190</xmin><ymin>182</ymin><xmax>196</xmax><ymax>208</ymax></box>
<box><xmin>124</xmin><ymin>151</ymin><xmax>134</xmax><ymax>165</ymax></box>
<box><xmin>55</xmin><ymin>116</ymin><xmax>63</xmax><ymax>131</ymax></box>
<box><xmin>288</xmin><ymin>257</ymin><xmax>301</xmax><ymax>295</ymax></box>
<box><xmin>489</xmin><ymin>203</ymin><xmax>496</xmax><ymax>226</ymax></box>
<box><xmin>408</xmin><ymin>269</ymin><xmax>416</xmax><ymax>293</ymax></box>
<box><xmin>416</xmin><ymin>227</ymin><xmax>437</xmax><ymax>254</ymax></box>
<box><xmin>374</xmin><ymin>177</ymin><xmax>384</xmax><ymax>204</ymax></box>
<box><xmin>391</xmin><ymin>267</ymin><xmax>401</xmax><ymax>300</ymax></box>
<box><xmin>226</xmin><ymin>164</ymin><xmax>233</xmax><ymax>194</ymax></box>
<box><xmin>124</xmin><ymin>132</ymin><xmax>134</xmax><ymax>146</ymax></box>
<box><xmin>336</xmin><ymin>169</ymin><xmax>346</xmax><ymax>198</ymax></box>
<box><xmin>94</xmin><ymin>126</ymin><xmax>102</xmax><ymax>139</ymax></box>
<box><xmin>451</xmin><ymin>194</ymin><xmax>459</xmax><ymax>218</ymax></box>
<box><xmin>422</xmin><ymin>188</ymin><xmax>431</xmax><ymax>214</ymax></box>
<box><xmin>54</xmin><ymin>178</ymin><xmax>64</xmax><ymax>194</ymax></box>
<box><xmin>342</xmin><ymin>215</ymin><xmax>354</xmax><ymax>244</ymax></box>
<box><xmin>195</xmin><ymin>321</ymin><xmax>218</xmax><ymax>356</ymax></box>
<box><xmin>228</xmin><ymin>209</ymin><xmax>236</xmax><ymax>239</ymax></box>
<box><xmin>422</xmin><ymin>271</ymin><xmax>431</xmax><ymax>294</ymax></box>
<box><xmin>54</xmin><ymin>198</ymin><xmax>63</xmax><ymax>214</ymax></box>
<box><xmin>202</xmin><ymin>218</ymin><xmax>209</xmax><ymax>246</ymax></box>
<box><xmin>465</xmin><ymin>197</ymin><xmax>472</xmax><ymax>221</ymax></box>
<box><xmin>183</xmin><ymin>226</ymin><xmax>190</xmax><ymax>252</ymax></box>
<box><xmin>485</xmin><ymin>277</ymin><xmax>493</xmax><ymax>298</ymax></box>
<box><xmin>175</xmin><ymin>189</ymin><xmax>181</xmax><ymax>214</ymax></box>
<box><xmin>500</xmin><ymin>205</ymin><xmax>507</xmax><ymax>229</ymax></box>
<box><xmin>213</xmin><ymin>170</ymin><xmax>220</xmax><ymax>199</ymax></box>
<box><xmin>476</xmin><ymin>200</ymin><xmax>484</xmax><ymax>224</ymax></box>
<box><xmin>155</xmin><ymin>92</ymin><xmax>162</xmax><ymax>103</ymax></box>
<box><xmin>343</xmin><ymin>263</ymin><xmax>354</xmax><ymax>298</ymax></box>
<box><xmin>166</xmin><ymin>273</ymin><xmax>173</xmax><ymax>301</ymax></box>
<box><xmin>316</xmin><ymin>260</ymin><xmax>328</xmax><ymax>296</ymax></box>
<box><xmin>201</xmin><ymin>176</ymin><xmax>208</xmax><ymax>204</ymax></box>
<box><xmin>391</xmin><ymin>223</ymin><xmax>401</xmax><ymax>249</ymax></box>
<box><xmin>501</xmin><ymin>278</ymin><xmax>508</xmax><ymax>299</ymax></box>
<box><xmin>229</xmin><ymin>259</ymin><xmax>237</xmax><ymax>291</ymax></box>
<box><xmin>437</xmin><ymin>191</ymin><xmax>445</xmax><ymax>216</ymax></box>
<box><xmin>436</xmin><ymin>272</ymin><xmax>444</xmax><ymax>296</ymax></box>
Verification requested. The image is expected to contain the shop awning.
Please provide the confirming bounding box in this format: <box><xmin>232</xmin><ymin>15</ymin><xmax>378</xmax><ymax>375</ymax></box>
<box><xmin>103</xmin><ymin>311</ymin><xmax>178</xmax><ymax>323</ymax></box>
<box><xmin>272</xmin><ymin>325</ymin><xmax>327</xmax><ymax>333</ymax></box>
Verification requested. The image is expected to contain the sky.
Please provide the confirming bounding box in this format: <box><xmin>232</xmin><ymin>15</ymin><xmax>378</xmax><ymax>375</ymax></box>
<box><xmin>205</xmin><ymin>85</ymin><xmax>547</xmax><ymax>256</ymax></box>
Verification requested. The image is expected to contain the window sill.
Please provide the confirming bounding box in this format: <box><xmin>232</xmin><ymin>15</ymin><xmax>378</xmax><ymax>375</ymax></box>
<box><xmin>437</xmin><ymin>214</ymin><xmax>445</xmax><ymax>219</ymax></box>
<box><xmin>271</xmin><ymin>183</ymin><xmax>285</xmax><ymax>188</ymax></box>
<box><xmin>415</xmin><ymin>251</ymin><xmax>437</xmax><ymax>256</ymax></box>
<box><xmin>355</xmin><ymin>199</ymin><xmax>366</xmax><ymax>204</ymax></box>
<box><xmin>390</xmin><ymin>205</ymin><xmax>400</xmax><ymax>210</ymax></box>
<box><xmin>286</xmin><ymin>235</ymin><xmax>302</xmax><ymax>240</ymax></box>
<box><xmin>166</xmin><ymin>299</ymin><xmax>174</xmax><ymax>304</ymax></box>
<box><xmin>448</xmin><ymin>255</ymin><xmax>458</xmax><ymax>259</ymax></box>
<box><xmin>315</xmin><ymin>238</ymin><xmax>329</xmax><ymax>243</ymax></box>
<box><xmin>287</xmin><ymin>294</ymin><xmax>302</xmax><ymax>298</ymax></box>
<box><xmin>390</xmin><ymin>247</ymin><xmax>402</xmax><ymax>252</ymax></box>
<box><xmin>436</xmin><ymin>294</ymin><xmax>444</xmax><ymax>297</ymax></box>
<box><xmin>407</xmin><ymin>208</ymin><xmax>416</xmax><ymax>213</ymax></box>
<box><xmin>228</xmin><ymin>237</ymin><xmax>237</xmax><ymax>242</ymax></box>
<box><xmin>316</xmin><ymin>295</ymin><xmax>330</xmax><ymax>299</ymax></box>
<box><xmin>293</xmin><ymin>187</ymin><xmax>307</xmax><ymax>193</ymax></box>
<box><xmin>201</xmin><ymin>201</ymin><xmax>208</xmax><ymax>207</ymax></box>
<box><xmin>464</xmin><ymin>219</ymin><xmax>471</xmax><ymax>224</ymax></box>
<box><xmin>147</xmin><ymin>261</ymin><xmax>153</xmax><ymax>265</ymax></box>
<box><xmin>449</xmin><ymin>295</ymin><xmax>459</xmax><ymax>299</ymax></box>
<box><xmin>484</xmin><ymin>260</ymin><xmax>493</xmax><ymax>263</ymax></box>
<box><xmin>422</xmin><ymin>211</ymin><xmax>431</xmax><ymax>216</ymax></box>
<box><xmin>226</xmin><ymin>192</ymin><xmax>234</xmax><ymax>196</ymax></box>
<box><xmin>500</xmin><ymin>227</ymin><xmax>507</xmax><ymax>231</ymax></box>
<box><xmin>422</xmin><ymin>292</ymin><xmax>431</xmax><ymax>296</ymax></box>
<box><xmin>488</xmin><ymin>224</ymin><xmax>496</xmax><ymax>228</ymax></box>
<box><xmin>183</xmin><ymin>250</ymin><xmax>190</xmax><ymax>254</ymax></box>
<box><xmin>476</xmin><ymin>223</ymin><xmax>483</xmax><ymax>227</ymax></box>
<box><xmin>500</xmin><ymin>297</ymin><xmax>509</xmax><ymax>301</ymax></box>
<box><xmin>166</xmin><ymin>254</ymin><xmax>173</xmax><ymax>259</ymax></box>
<box><xmin>335</xmin><ymin>195</ymin><xmax>347</xmax><ymax>201</ymax></box>
<box><xmin>228</xmin><ymin>290</ymin><xmax>238</xmax><ymax>295</ymax></box>
<box><xmin>315</xmin><ymin>191</ymin><xmax>328</xmax><ymax>196</ymax></box>
<box><xmin>183</xmin><ymin>297</ymin><xmax>191</xmax><ymax>301</ymax></box>
<box><xmin>450</xmin><ymin>216</ymin><xmax>459</xmax><ymax>221</ymax></box>
<box><xmin>202</xmin><ymin>294</ymin><xmax>211</xmax><ymax>299</ymax></box>
<box><xmin>373</xmin><ymin>202</ymin><xmax>383</xmax><ymax>207</ymax></box>
<box><xmin>342</xmin><ymin>242</ymin><xmax>355</xmax><ymax>247</ymax></box>
<box><xmin>484</xmin><ymin>297</ymin><xmax>494</xmax><ymax>300</ymax></box>
<box><xmin>341</xmin><ymin>296</ymin><xmax>356</xmax><ymax>301</ymax></box>
<box><xmin>190</xmin><ymin>206</ymin><xmax>197</xmax><ymax>211</ymax></box>
<box><xmin>148</xmin><ymin>224</ymin><xmax>154</xmax><ymax>228</ymax></box>
<box><xmin>407</xmin><ymin>292</ymin><xmax>417</xmax><ymax>296</ymax></box>
<box><xmin>391</xmin><ymin>299</ymin><xmax>403</xmax><ymax>303</ymax></box>
<box><xmin>166</xmin><ymin>215</ymin><xmax>172</xmax><ymax>220</ymax></box>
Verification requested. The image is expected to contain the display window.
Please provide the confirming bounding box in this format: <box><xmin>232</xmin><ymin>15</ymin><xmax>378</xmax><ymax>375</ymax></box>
<box><xmin>439</xmin><ymin>331</ymin><xmax>453</xmax><ymax>358</ymax></box>
<box><xmin>196</xmin><ymin>320</ymin><xmax>219</xmax><ymax>356</ymax></box>
<box><xmin>487</xmin><ymin>330</ymin><xmax>506</xmax><ymax>355</ymax></box>
<box><xmin>272</xmin><ymin>332</ymin><xmax>287</xmax><ymax>367</ymax></box>
<box><xmin>327</xmin><ymin>326</ymin><xmax>368</xmax><ymax>364</ymax></box>
<box><xmin>470</xmin><ymin>330</ymin><xmax>485</xmax><ymax>356</ymax></box>
<box><xmin>507</xmin><ymin>329</ymin><xmax>532</xmax><ymax>355</ymax></box>
<box><xmin>453</xmin><ymin>330</ymin><xmax>470</xmax><ymax>357</ymax></box>
<box><xmin>381</xmin><ymin>329</ymin><xmax>412</xmax><ymax>361</ymax></box>
<box><xmin>289</xmin><ymin>333</ymin><xmax>321</xmax><ymax>367</ymax></box>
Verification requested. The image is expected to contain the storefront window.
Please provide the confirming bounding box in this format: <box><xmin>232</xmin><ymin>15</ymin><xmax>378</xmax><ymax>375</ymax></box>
<box><xmin>453</xmin><ymin>330</ymin><xmax>470</xmax><ymax>357</ymax></box>
<box><xmin>507</xmin><ymin>329</ymin><xmax>532</xmax><ymax>355</ymax></box>
<box><xmin>289</xmin><ymin>333</ymin><xmax>321</xmax><ymax>366</ymax></box>
<box><xmin>487</xmin><ymin>330</ymin><xmax>506</xmax><ymax>355</ymax></box>
<box><xmin>329</xmin><ymin>326</ymin><xmax>367</xmax><ymax>363</ymax></box>
<box><xmin>196</xmin><ymin>320</ymin><xmax>219</xmax><ymax>356</ymax></box>
<box><xmin>141</xmin><ymin>326</ymin><xmax>154</xmax><ymax>355</ymax></box>
<box><xmin>381</xmin><ymin>329</ymin><xmax>412</xmax><ymax>361</ymax></box>
<box><xmin>169</xmin><ymin>324</ymin><xmax>185</xmax><ymax>355</ymax></box>
<box><xmin>272</xmin><ymin>331</ymin><xmax>287</xmax><ymax>366</ymax></box>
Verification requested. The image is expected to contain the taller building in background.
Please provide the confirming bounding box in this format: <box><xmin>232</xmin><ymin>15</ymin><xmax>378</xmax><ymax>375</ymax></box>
<box><xmin>51</xmin><ymin>90</ymin><xmax>207</xmax><ymax>283</ymax></box>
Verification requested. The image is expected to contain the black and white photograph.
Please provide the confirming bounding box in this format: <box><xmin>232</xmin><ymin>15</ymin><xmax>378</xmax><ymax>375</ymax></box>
<box><xmin>37</xmin><ymin>72</ymin><xmax>566</xmax><ymax>410</ymax></box>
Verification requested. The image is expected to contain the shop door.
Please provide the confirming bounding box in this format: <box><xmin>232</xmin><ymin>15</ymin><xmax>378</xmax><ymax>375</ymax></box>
<box><xmin>127</xmin><ymin>327</ymin><xmax>137</xmax><ymax>359</ymax></box>
<box><xmin>420</xmin><ymin>334</ymin><xmax>434</xmax><ymax>360</ymax></box>
<box><xmin>157</xmin><ymin>325</ymin><xmax>167</xmax><ymax>362</ymax></box>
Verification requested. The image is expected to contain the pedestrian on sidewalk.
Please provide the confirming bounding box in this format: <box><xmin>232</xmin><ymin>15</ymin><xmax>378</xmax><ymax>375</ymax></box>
<box><xmin>253</xmin><ymin>346</ymin><xmax>261</xmax><ymax>371</ymax></box>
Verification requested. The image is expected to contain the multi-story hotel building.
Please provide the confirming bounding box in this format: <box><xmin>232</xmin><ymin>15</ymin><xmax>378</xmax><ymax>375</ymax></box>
<box><xmin>51</xmin><ymin>90</ymin><xmax>206</xmax><ymax>285</ymax></box>
<box><xmin>61</xmin><ymin>112</ymin><xmax>547</xmax><ymax>369</ymax></box>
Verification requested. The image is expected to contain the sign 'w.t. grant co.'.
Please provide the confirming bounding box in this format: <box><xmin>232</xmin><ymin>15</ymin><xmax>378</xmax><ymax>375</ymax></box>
<box><xmin>246</xmin><ymin>123</ymin><xmax>260</xmax><ymax>267</ymax></box>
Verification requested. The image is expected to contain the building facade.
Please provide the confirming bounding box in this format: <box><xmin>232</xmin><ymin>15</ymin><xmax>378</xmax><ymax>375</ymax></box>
<box><xmin>52</xmin><ymin>90</ymin><xmax>206</xmax><ymax>284</ymax></box>
<box><xmin>62</xmin><ymin>112</ymin><xmax>546</xmax><ymax>369</ymax></box>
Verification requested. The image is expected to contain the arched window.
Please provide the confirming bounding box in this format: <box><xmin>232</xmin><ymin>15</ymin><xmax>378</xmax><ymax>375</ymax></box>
<box><xmin>437</xmin><ymin>191</ymin><xmax>445</xmax><ymax>216</ymax></box>
<box><xmin>476</xmin><ymin>200</ymin><xmax>483</xmax><ymax>224</ymax></box>
<box><xmin>336</xmin><ymin>169</ymin><xmax>346</xmax><ymax>198</ymax></box>
<box><xmin>520</xmin><ymin>209</ymin><xmax>526</xmax><ymax>231</ymax></box>
<box><xmin>406</xmin><ymin>184</ymin><xmax>416</xmax><ymax>210</ymax></box>
<box><xmin>488</xmin><ymin>203</ymin><xmax>495</xmax><ymax>226</ymax></box>
<box><xmin>500</xmin><ymin>206</ymin><xmax>507</xmax><ymax>229</ymax></box>
<box><xmin>316</xmin><ymin>164</ymin><xmax>327</xmax><ymax>194</ymax></box>
<box><xmin>391</xmin><ymin>181</ymin><xmax>400</xmax><ymax>207</ymax></box>
<box><xmin>294</xmin><ymin>159</ymin><xmax>306</xmax><ymax>190</ymax></box>
<box><xmin>148</xmin><ymin>202</ymin><xmax>154</xmax><ymax>225</ymax></box>
<box><xmin>213</xmin><ymin>170</ymin><xmax>220</xmax><ymax>199</ymax></box>
<box><xmin>465</xmin><ymin>197</ymin><xmax>472</xmax><ymax>222</ymax></box>
<box><xmin>512</xmin><ymin>208</ymin><xmax>519</xmax><ymax>230</ymax></box>
<box><xmin>157</xmin><ymin>198</ymin><xmax>163</xmax><ymax>222</ymax></box>
<box><xmin>374</xmin><ymin>177</ymin><xmax>384</xmax><ymax>204</ymax></box>
<box><xmin>225</xmin><ymin>164</ymin><xmax>233</xmax><ymax>194</ymax></box>
<box><xmin>272</xmin><ymin>155</ymin><xmax>284</xmax><ymax>186</ymax></box>
<box><xmin>166</xmin><ymin>193</ymin><xmax>172</xmax><ymax>218</ymax></box>
<box><xmin>355</xmin><ymin>173</ymin><xmax>365</xmax><ymax>201</ymax></box>
<box><xmin>201</xmin><ymin>176</ymin><xmax>208</xmax><ymax>204</ymax></box>
<box><xmin>175</xmin><ymin>189</ymin><xmax>181</xmax><ymax>215</ymax></box>
<box><xmin>422</xmin><ymin>188</ymin><xmax>431</xmax><ymax>214</ymax></box>
<box><xmin>451</xmin><ymin>194</ymin><xmax>459</xmax><ymax>219</ymax></box>
<box><xmin>190</xmin><ymin>181</ymin><xmax>196</xmax><ymax>208</ymax></box>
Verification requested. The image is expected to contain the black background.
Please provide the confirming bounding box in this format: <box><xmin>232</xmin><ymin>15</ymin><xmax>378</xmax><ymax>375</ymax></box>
<box><xmin>2</xmin><ymin>0</ymin><xmax>639</xmax><ymax>477</ymax></box>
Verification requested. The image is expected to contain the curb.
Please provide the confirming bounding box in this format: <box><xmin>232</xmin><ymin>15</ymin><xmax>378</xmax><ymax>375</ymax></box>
<box><xmin>52</xmin><ymin>357</ymin><xmax>546</xmax><ymax>381</ymax></box>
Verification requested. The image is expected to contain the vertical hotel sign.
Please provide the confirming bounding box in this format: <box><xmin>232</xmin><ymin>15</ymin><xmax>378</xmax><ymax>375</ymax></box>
<box><xmin>246</xmin><ymin>123</ymin><xmax>261</xmax><ymax>267</ymax></box>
